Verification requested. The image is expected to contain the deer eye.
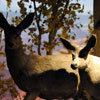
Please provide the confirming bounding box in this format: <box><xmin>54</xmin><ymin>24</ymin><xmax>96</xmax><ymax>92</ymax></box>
<box><xmin>72</xmin><ymin>54</ymin><xmax>75</xmax><ymax>60</ymax></box>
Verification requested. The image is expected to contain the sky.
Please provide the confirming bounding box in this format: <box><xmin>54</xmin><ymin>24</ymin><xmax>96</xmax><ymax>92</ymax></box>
<box><xmin>80</xmin><ymin>0</ymin><xmax>93</xmax><ymax>14</ymax></box>
<box><xmin>0</xmin><ymin>0</ymin><xmax>93</xmax><ymax>15</ymax></box>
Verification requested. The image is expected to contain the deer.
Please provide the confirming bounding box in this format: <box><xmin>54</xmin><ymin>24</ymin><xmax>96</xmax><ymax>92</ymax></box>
<box><xmin>0</xmin><ymin>13</ymin><xmax>81</xmax><ymax>100</ymax></box>
<box><xmin>60</xmin><ymin>34</ymin><xmax>100</xmax><ymax>100</ymax></box>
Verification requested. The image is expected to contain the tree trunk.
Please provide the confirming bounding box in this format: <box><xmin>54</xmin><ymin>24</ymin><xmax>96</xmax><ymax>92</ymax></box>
<box><xmin>94</xmin><ymin>0</ymin><xmax>100</xmax><ymax>57</ymax></box>
<box><xmin>33</xmin><ymin>0</ymin><xmax>42</xmax><ymax>55</ymax></box>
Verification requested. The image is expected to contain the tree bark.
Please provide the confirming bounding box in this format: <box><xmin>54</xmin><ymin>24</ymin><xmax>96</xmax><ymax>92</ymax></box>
<box><xmin>94</xmin><ymin>0</ymin><xmax>100</xmax><ymax>57</ymax></box>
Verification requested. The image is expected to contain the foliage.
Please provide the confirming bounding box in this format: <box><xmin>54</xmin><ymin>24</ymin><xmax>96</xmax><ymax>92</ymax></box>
<box><xmin>6</xmin><ymin>0</ymin><xmax>12</xmax><ymax>8</ymax></box>
<box><xmin>88</xmin><ymin>11</ymin><xmax>94</xmax><ymax>34</ymax></box>
<box><xmin>0</xmin><ymin>0</ymin><xmax>84</xmax><ymax>99</ymax></box>
<box><xmin>13</xmin><ymin>0</ymin><xmax>84</xmax><ymax>55</ymax></box>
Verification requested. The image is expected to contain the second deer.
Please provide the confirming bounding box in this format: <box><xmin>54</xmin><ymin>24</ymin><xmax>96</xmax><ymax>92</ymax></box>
<box><xmin>61</xmin><ymin>35</ymin><xmax>100</xmax><ymax>100</ymax></box>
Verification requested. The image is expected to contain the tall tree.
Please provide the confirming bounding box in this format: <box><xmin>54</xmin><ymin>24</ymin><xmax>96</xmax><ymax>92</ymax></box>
<box><xmin>94</xmin><ymin>0</ymin><xmax>100</xmax><ymax>57</ymax></box>
<box><xmin>17</xmin><ymin>0</ymin><xmax>84</xmax><ymax>55</ymax></box>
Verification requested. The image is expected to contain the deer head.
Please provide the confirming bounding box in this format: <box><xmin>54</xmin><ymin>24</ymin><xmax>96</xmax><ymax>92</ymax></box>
<box><xmin>0</xmin><ymin>13</ymin><xmax>34</xmax><ymax>49</ymax></box>
<box><xmin>60</xmin><ymin>35</ymin><xmax>96</xmax><ymax>70</ymax></box>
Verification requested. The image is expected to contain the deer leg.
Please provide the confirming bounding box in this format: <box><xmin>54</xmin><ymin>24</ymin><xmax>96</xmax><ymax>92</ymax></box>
<box><xmin>24</xmin><ymin>92</ymin><xmax>38</xmax><ymax>100</ymax></box>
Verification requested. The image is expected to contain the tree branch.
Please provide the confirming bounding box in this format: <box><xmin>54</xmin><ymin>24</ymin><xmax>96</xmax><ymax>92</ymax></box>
<box><xmin>33</xmin><ymin>0</ymin><xmax>43</xmax><ymax>55</ymax></box>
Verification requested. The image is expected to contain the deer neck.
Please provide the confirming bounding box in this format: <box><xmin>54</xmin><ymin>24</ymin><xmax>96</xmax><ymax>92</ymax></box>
<box><xmin>79</xmin><ymin>69</ymin><xmax>92</xmax><ymax>89</ymax></box>
<box><xmin>5</xmin><ymin>44</ymin><xmax>27</xmax><ymax>69</ymax></box>
<box><xmin>78</xmin><ymin>55</ymin><xmax>91</xmax><ymax>81</ymax></box>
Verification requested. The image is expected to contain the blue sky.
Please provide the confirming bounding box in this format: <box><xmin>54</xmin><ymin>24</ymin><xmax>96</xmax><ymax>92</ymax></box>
<box><xmin>80</xmin><ymin>0</ymin><xmax>93</xmax><ymax>14</ymax></box>
<box><xmin>0</xmin><ymin>0</ymin><xmax>93</xmax><ymax>15</ymax></box>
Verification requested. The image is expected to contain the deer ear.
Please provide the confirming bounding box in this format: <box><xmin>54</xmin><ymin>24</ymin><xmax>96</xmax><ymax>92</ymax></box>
<box><xmin>60</xmin><ymin>38</ymin><xmax>76</xmax><ymax>51</ymax></box>
<box><xmin>86</xmin><ymin>35</ymin><xmax>96</xmax><ymax>48</ymax></box>
<box><xmin>16</xmin><ymin>13</ymin><xmax>34</xmax><ymax>32</ymax></box>
<box><xmin>0</xmin><ymin>13</ymin><xmax>10</xmax><ymax>30</ymax></box>
<box><xmin>79</xmin><ymin>35</ymin><xmax>96</xmax><ymax>58</ymax></box>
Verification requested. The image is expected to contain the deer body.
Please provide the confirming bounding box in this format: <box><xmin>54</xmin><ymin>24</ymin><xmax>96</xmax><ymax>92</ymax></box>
<box><xmin>0</xmin><ymin>13</ymin><xmax>80</xmax><ymax>100</ymax></box>
<box><xmin>6</xmin><ymin>46</ymin><xmax>79</xmax><ymax>99</ymax></box>
<box><xmin>6</xmin><ymin>45</ymin><xmax>77</xmax><ymax>91</ymax></box>
<box><xmin>61</xmin><ymin>35</ymin><xmax>100</xmax><ymax>100</ymax></box>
